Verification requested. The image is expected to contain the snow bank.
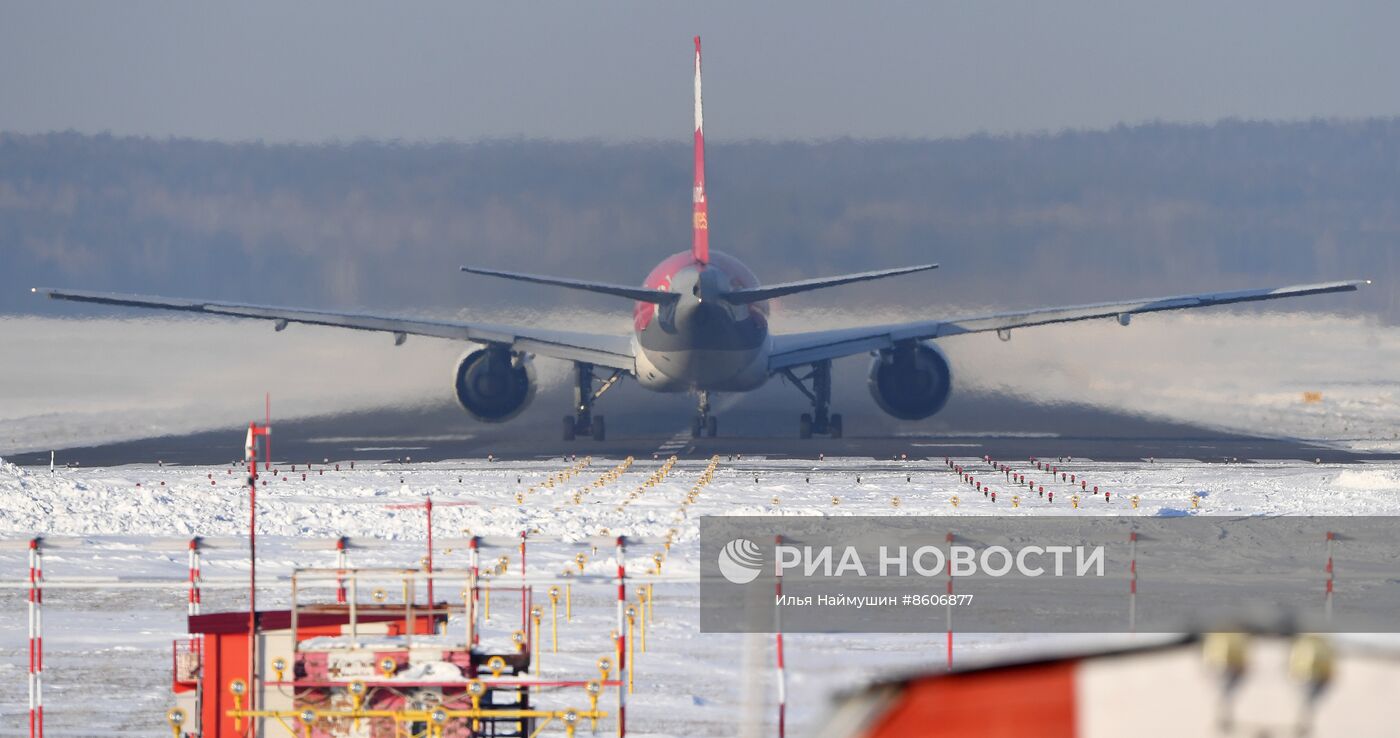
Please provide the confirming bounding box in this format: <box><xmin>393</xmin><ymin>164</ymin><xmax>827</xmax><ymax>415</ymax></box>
<box><xmin>1333</xmin><ymin>468</ymin><xmax>1400</xmax><ymax>491</ymax></box>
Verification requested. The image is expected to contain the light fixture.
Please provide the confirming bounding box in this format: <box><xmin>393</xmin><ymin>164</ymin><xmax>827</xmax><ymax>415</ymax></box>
<box><xmin>166</xmin><ymin>707</ymin><xmax>187</xmax><ymax>738</ymax></box>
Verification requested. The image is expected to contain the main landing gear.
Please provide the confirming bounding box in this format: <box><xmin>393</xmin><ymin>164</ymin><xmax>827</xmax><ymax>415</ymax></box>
<box><xmin>781</xmin><ymin>360</ymin><xmax>843</xmax><ymax>439</ymax></box>
<box><xmin>691</xmin><ymin>390</ymin><xmax>718</xmax><ymax>438</ymax></box>
<box><xmin>563</xmin><ymin>362</ymin><xmax>623</xmax><ymax>441</ymax></box>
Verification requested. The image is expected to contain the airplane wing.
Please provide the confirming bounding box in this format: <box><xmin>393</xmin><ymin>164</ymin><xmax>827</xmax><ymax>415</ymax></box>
<box><xmin>32</xmin><ymin>288</ymin><xmax>636</xmax><ymax>371</ymax></box>
<box><xmin>769</xmin><ymin>280</ymin><xmax>1369</xmax><ymax>371</ymax></box>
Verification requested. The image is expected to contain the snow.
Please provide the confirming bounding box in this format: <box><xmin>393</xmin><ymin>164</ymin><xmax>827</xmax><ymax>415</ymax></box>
<box><xmin>3</xmin><ymin>453</ymin><xmax>1400</xmax><ymax>736</ymax></box>
<box><xmin>1332</xmin><ymin>468</ymin><xmax>1400</xmax><ymax>491</ymax></box>
<box><xmin>391</xmin><ymin>661</ymin><xmax>469</xmax><ymax>682</ymax></box>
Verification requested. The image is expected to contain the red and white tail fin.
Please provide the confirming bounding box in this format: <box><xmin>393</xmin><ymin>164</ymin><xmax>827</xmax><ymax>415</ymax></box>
<box><xmin>692</xmin><ymin>35</ymin><xmax>709</xmax><ymax>265</ymax></box>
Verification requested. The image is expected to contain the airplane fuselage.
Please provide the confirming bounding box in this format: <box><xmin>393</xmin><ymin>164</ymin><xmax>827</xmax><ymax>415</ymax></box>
<box><xmin>632</xmin><ymin>250</ymin><xmax>771</xmax><ymax>392</ymax></box>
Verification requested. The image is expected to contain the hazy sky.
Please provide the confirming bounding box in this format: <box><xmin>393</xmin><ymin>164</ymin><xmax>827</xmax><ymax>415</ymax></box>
<box><xmin>2</xmin><ymin>2</ymin><xmax>1398</xmax><ymax>142</ymax></box>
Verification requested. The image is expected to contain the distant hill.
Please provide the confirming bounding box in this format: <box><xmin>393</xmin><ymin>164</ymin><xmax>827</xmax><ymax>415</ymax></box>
<box><xmin>3</xmin><ymin>120</ymin><xmax>1396</xmax><ymax>320</ymax></box>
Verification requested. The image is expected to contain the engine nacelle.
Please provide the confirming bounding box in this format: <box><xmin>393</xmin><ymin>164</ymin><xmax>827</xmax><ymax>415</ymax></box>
<box><xmin>452</xmin><ymin>347</ymin><xmax>536</xmax><ymax>423</ymax></box>
<box><xmin>867</xmin><ymin>341</ymin><xmax>953</xmax><ymax>420</ymax></box>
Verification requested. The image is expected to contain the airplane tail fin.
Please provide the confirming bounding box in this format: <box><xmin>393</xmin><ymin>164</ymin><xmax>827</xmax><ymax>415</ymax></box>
<box><xmin>721</xmin><ymin>264</ymin><xmax>939</xmax><ymax>305</ymax></box>
<box><xmin>692</xmin><ymin>35</ymin><xmax>709</xmax><ymax>265</ymax></box>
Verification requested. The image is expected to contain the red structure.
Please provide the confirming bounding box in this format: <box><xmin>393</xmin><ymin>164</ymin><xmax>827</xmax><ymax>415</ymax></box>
<box><xmin>165</xmin><ymin>558</ymin><xmax>619</xmax><ymax>738</ymax></box>
<box><xmin>173</xmin><ymin>605</ymin><xmax>444</xmax><ymax>737</ymax></box>
<box><xmin>814</xmin><ymin>633</ymin><xmax>1393</xmax><ymax>738</ymax></box>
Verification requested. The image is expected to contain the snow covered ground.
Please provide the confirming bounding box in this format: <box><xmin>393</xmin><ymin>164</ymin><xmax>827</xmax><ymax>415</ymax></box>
<box><xmin>4</xmin><ymin>453</ymin><xmax>1400</xmax><ymax>736</ymax></box>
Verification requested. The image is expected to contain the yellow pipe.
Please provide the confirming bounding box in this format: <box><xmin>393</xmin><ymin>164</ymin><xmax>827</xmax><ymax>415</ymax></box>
<box><xmin>531</xmin><ymin>611</ymin><xmax>542</xmax><ymax>671</ymax></box>
<box><xmin>551</xmin><ymin>597</ymin><xmax>560</xmax><ymax>653</ymax></box>
<box><xmin>627</xmin><ymin>612</ymin><xmax>637</xmax><ymax>694</ymax></box>
<box><xmin>587</xmin><ymin>686</ymin><xmax>602</xmax><ymax>731</ymax></box>
<box><xmin>469</xmin><ymin>691</ymin><xmax>483</xmax><ymax>731</ymax></box>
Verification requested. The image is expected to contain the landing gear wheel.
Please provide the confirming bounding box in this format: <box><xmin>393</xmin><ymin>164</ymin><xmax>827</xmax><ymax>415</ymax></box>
<box><xmin>786</xmin><ymin>360</ymin><xmax>839</xmax><ymax>439</ymax></box>
<box><xmin>693</xmin><ymin>390</ymin><xmax>715</xmax><ymax>439</ymax></box>
<box><xmin>567</xmin><ymin>361</ymin><xmax>623</xmax><ymax>443</ymax></box>
<box><xmin>591</xmin><ymin>415</ymin><xmax>606</xmax><ymax>441</ymax></box>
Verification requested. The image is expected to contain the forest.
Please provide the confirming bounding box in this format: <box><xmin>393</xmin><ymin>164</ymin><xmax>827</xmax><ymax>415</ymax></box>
<box><xmin>3</xmin><ymin>119</ymin><xmax>1397</xmax><ymax>320</ymax></box>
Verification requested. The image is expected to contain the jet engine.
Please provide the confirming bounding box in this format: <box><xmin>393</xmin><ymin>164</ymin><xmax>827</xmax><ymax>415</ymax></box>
<box><xmin>867</xmin><ymin>341</ymin><xmax>953</xmax><ymax>420</ymax></box>
<box><xmin>453</xmin><ymin>347</ymin><xmax>536</xmax><ymax>422</ymax></box>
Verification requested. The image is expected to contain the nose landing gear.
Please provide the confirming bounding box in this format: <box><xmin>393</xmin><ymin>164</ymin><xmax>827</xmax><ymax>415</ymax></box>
<box><xmin>782</xmin><ymin>360</ymin><xmax>843</xmax><ymax>439</ymax></box>
<box><xmin>563</xmin><ymin>362</ymin><xmax>622</xmax><ymax>441</ymax></box>
<box><xmin>691</xmin><ymin>391</ymin><xmax>718</xmax><ymax>437</ymax></box>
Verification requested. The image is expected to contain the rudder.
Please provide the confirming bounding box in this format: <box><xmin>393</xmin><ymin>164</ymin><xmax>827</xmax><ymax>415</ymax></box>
<box><xmin>692</xmin><ymin>36</ymin><xmax>709</xmax><ymax>264</ymax></box>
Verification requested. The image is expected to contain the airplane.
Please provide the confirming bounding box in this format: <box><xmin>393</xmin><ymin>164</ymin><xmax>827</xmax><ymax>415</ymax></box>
<box><xmin>34</xmin><ymin>37</ymin><xmax>1367</xmax><ymax>442</ymax></box>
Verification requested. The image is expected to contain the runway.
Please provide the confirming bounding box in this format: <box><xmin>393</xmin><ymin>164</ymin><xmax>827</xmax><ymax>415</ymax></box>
<box><xmin>6</xmin><ymin>391</ymin><xmax>1390</xmax><ymax>466</ymax></box>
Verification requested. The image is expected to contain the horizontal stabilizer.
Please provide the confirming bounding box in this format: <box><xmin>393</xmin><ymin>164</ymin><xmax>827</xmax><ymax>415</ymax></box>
<box><xmin>722</xmin><ymin>263</ymin><xmax>938</xmax><ymax>305</ymax></box>
<box><xmin>461</xmin><ymin>266</ymin><xmax>679</xmax><ymax>304</ymax></box>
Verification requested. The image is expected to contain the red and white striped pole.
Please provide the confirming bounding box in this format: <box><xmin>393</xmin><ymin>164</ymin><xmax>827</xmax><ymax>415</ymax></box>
<box><xmin>519</xmin><ymin>531</ymin><xmax>529</xmax><ymax>640</ymax></box>
<box><xmin>469</xmin><ymin>536</ymin><xmax>481</xmax><ymax>645</ymax></box>
<box><xmin>264</xmin><ymin>392</ymin><xmax>272</xmax><ymax>472</ymax></box>
<box><xmin>1128</xmin><ymin>532</ymin><xmax>1139</xmax><ymax>633</ymax></box>
<box><xmin>245</xmin><ymin>419</ymin><xmax>270</xmax><ymax>724</ymax></box>
<box><xmin>28</xmin><ymin>537</ymin><xmax>44</xmax><ymax>738</ymax></box>
<box><xmin>425</xmin><ymin>499</ymin><xmax>435</xmax><ymax>607</ymax></box>
<box><xmin>187</xmin><ymin>537</ymin><xmax>202</xmax><ymax>617</ymax></box>
<box><xmin>1324</xmin><ymin>531</ymin><xmax>1335</xmax><ymax>624</ymax></box>
<box><xmin>945</xmin><ymin>532</ymin><xmax>954</xmax><ymax>671</ymax></box>
<box><xmin>775</xmin><ymin>534</ymin><xmax>787</xmax><ymax>738</ymax></box>
<box><xmin>616</xmin><ymin>535</ymin><xmax>627</xmax><ymax>738</ymax></box>
<box><xmin>335</xmin><ymin>537</ymin><xmax>349</xmax><ymax>604</ymax></box>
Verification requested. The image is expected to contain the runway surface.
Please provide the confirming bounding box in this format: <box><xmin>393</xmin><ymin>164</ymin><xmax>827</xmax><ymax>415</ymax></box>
<box><xmin>7</xmin><ymin>392</ymin><xmax>1392</xmax><ymax>466</ymax></box>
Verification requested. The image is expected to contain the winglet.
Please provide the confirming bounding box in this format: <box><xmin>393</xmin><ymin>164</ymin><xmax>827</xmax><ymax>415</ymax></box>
<box><xmin>692</xmin><ymin>35</ymin><xmax>709</xmax><ymax>265</ymax></box>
